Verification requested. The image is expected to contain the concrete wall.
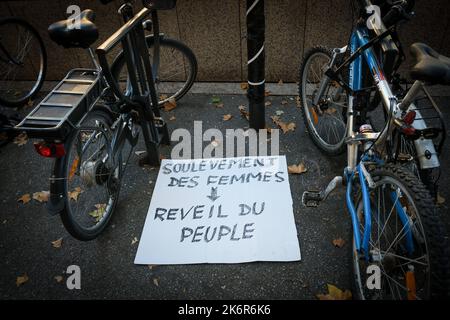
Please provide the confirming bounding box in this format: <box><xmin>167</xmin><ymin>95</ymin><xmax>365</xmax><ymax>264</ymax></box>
<box><xmin>1</xmin><ymin>0</ymin><xmax>449</xmax><ymax>82</ymax></box>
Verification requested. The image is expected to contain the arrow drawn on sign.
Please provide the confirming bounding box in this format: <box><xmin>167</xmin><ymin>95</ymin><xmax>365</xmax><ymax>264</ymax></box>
<box><xmin>207</xmin><ymin>187</ymin><xmax>220</xmax><ymax>202</ymax></box>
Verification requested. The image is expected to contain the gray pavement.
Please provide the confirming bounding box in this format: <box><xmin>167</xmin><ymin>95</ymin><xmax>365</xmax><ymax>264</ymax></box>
<box><xmin>0</xmin><ymin>87</ymin><xmax>449</xmax><ymax>299</ymax></box>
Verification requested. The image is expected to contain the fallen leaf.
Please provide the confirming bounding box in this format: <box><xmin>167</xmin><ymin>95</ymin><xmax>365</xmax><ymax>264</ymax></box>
<box><xmin>13</xmin><ymin>133</ymin><xmax>28</xmax><ymax>147</ymax></box>
<box><xmin>271</xmin><ymin>116</ymin><xmax>296</xmax><ymax>134</ymax></box>
<box><xmin>215</xmin><ymin>103</ymin><xmax>224</xmax><ymax>108</ymax></box>
<box><xmin>317</xmin><ymin>284</ymin><xmax>352</xmax><ymax>300</ymax></box>
<box><xmin>26</xmin><ymin>99</ymin><xmax>34</xmax><ymax>108</ymax></box>
<box><xmin>332</xmin><ymin>238</ymin><xmax>346</xmax><ymax>248</ymax></box>
<box><xmin>240</xmin><ymin>82</ymin><xmax>248</xmax><ymax>90</ymax></box>
<box><xmin>278</xmin><ymin>79</ymin><xmax>283</xmax><ymax>85</ymax></box>
<box><xmin>159</xmin><ymin>94</ymin><xmax>168</xmax><ymax>101</ymax></box>
<box><xmin>148</xmin><ymin>265</ymin><xmax>157</xmax><ymax>270</ymax></box>
<box><xmin>437</xmin><ymin>193</ymin><xmax>445</xmax><ymax>205</ymax></box>
<box><xmin>169</xmin><ymin>116</ymin><xmax>176</xmax><ymax>121</ymax></box>
<box><xmin>16</xmin><ymin>274</ymin><xmax>29</xmax><ymax>287</ymax></box>
<box><xmin>211</xmin><ymin>96</ymin><xmax>221</xmax><ymax>104</ymax></box>
<box><xmin>153</xmin><ymin>278</ymin><xmax>159</xmax><ymax>287</ymax></box>
<box><xmin>163</xmin><ymin>98</ymin><xmax>177</xmax><ymax>112</ymax></box>
<box><xmin>131</xmin><ymin>237</ymin><xmax>139</xmax><ymax>245</ymax></box>
<box><xmin>54</xmin><ymin>275</ymin><xmax>64</xmax><ymax>283</ymax></box>
<box><xmin>281</xmin><ymin>99</ymin><xmax>288</xmax><ymax>106</ymax></box>
<box><xmin>68</xmin><ymin>187</ymin><xmax>82</xmax><ymax>201</ymax></box>
<box><xmin>275</xmin><ymin>110</ymin><xmax>284</xmax><ymax>116</ymax></box>
<box><xmin>264</xmin><ymin>101</ymin><xmax>272</xmax><ymax>107</ymax></box>
<box><xmin>264</xmin><ymin>90</ymin><xmax>271</xmax><ymax>96</ymax></box>
<box><xmin>238</xmin><ymin>105</ymin><xmax>250</xmax><ymax>121</ymax></box>
<box><xmin>296</xmin><ymin>96</ymin><xmax>301</xmax><ymax>107</ymax></box>
<box><xmin>324</xmin><ymin>107</ymin><xmax>337</xmax><ymax>115</ymax></box>
<box><xmin>32</xmin><ymin>191</ymin><xmax>50</xmax><ymax>203</ymax></box>
<box><xmin>52</xmin><ymin>238</ymin><xmax>63</xmax><ymax>248</ymax></box>
<box><xmin>211</xmin><ymin>140</ymin><xmax>221</xmax><ymax>148</ymax></box>
<box><xmin>288</xmin><ymin>162</ymin><xmax>307</xmax><ymax>175</ymax></box>
<box><xmin>88</xmin><ymin>204</ymin><xmax>107</xmax><ymax>222</ymax></box>
<box><xmin>223</xmin><ymin>114</ymin><xmax>233</xmax><ymax>121</ymax></box>
<box><xmin>18</xmin><ymin>194</ymin><xmax>31</xmax><ymax>204</ymax></box>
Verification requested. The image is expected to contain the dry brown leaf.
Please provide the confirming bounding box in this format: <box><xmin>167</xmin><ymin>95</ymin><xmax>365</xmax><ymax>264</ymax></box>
<box><xmin>332</xmin><ymin>238</ymin><xmax>346</xmax><ymax>248</ymax></box>
<box><xmin>324</xmin><ymin>107</ymin><xmax>337</xmax><ymax>115</ymax></box>
<box><xmin>18</xmin><ymin>194</ymin><xmax>31</xmax><ymax>204</ymax></box>
<box><xmin>264</xmin><ymin>90</ymin><xmax>271</xmax><ymax>96</ymax></box>
<box><xmin>153</xmin><ymin>278</ymin><xmax>159</xmax><ymax>287</ymax></box>
<box><xmin>163</xmin><ymin>98</ymin><xmax>177</xmax><ymax>112</ymax></box>
<box><xmin>16</xmin><ymin>274</ymin><xmax>29</xmax><ymax>287</ymax></box>
<box><xmin>223</xmin><ymin>114</ymin><xmax>233</xmax><ymax>121</ymax></box>
<box><xmin>271</xmin><ymin>116</ymin><xmax>296</xmax><ymax>134</ymax></box>
<box><xmin>26</xmin><ymin>99</ymin><xmax>34</xmax><ymax>108</ymax></box>
<box><xmin>131</xmin><ymin>237</ymin><xmax>139</xmax><ymax>245</ymax></box>
<box><xmin>281</xmin><ymin>99</ymin><xmax>288</xmax><ymax>106</ymax></box>
<box><xmin>13</xmin><ymin>133</ymin><xmax>28</xmax><ymax>147</ymax></box>
<box><xmin>240</xmin><ymin>82</ymin><xmax>248</xmax><ymax>90</ymax></box>
<box><xmin>211</xmin><ymin>140</ymin><xmax>221</xmax><ymax>148</ymax></box>
<box><xmin>68</xmin><ymin>187</ymin><xmax>82</xmax><ymax>201</ymax></box>
<box><xmin>278</xmin><ymin>79</ymin><xmax>283</xmax><ymax>85</ymax></box>
<box><xmin>159</xmin><ymin>94</ymin><xmax>168</xmax><ymax>101</ymax></box>
<box><xmin>52</xmin><ymin>238</ymin><xmax>63</xmax><ymax>248</ymax></box>
<box><xmin>437</xmin><ymin>193</ymin><xmax>445</xmax><ymax>206</ymax></box>
<box><xmin>317</xmin><ymin>284</ymin><xmax>352</xmax><ymax>300</ymax></box>
<box><xmin>32</xmin><ymin>191</ymin><xmax>50</xmax><ymax>203</ymax></box>
<box><xmin>288</xmin><ymin>162</ymin><xmax>307</xmax><ymax>175</ymax></box>
<box><xmin>54</xmin><ymin>275</ymin><xmax>64</xmax><ymax>283</ymax></box>
<box><xmin>238</xmin><ymin>105</ymin><xmax>250</xmax><ymax>121</ymax></box>
<box><xmin>296</xmin><ymin>96</ymin><xmax>301</xmax><ymax>107</ymax></box>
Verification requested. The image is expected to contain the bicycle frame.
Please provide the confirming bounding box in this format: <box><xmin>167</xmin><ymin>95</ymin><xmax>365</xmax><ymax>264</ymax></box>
<box><xmin>343</xmin><ymin>25</ymin><xmax>418</xmax><ymax>260</ymax></box>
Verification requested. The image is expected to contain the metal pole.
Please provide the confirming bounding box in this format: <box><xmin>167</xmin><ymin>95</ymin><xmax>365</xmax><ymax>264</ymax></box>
<box><xmin>246</xmin><ymin>0</ymin><xmax>265</xmax><ymax>130</ymax></box>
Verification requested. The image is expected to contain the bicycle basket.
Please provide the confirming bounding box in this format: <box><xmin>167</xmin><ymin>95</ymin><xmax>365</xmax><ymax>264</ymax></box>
<box><xmin>142</xmin><ymin>0</ymin><xmax>176</xmax><ymax>10</ymax></box>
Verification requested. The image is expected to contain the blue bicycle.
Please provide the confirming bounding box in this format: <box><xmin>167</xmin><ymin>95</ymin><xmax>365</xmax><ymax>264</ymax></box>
<box><xmin>300</xmin><ymin>0</ymin><xmax>450</xmax><ymax>299</ymax></box>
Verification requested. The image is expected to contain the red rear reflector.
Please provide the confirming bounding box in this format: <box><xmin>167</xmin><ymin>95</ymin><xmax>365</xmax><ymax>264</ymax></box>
<box><xmin>403</xmin><ymin>111</ymin><xmax>416</xmax><ymax>125</ymax></box>
<box><xmin>401</xmin><ymin>126</ymin><xmax>416</xmax><ymax>136</ymax></box>
<box><xmin>34</xmin><ymin>142</ymin><xmax>66</xmax><ymax>158</ymax></box>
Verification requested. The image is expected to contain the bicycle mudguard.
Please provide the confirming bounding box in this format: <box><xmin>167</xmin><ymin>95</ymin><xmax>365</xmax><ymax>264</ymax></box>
<box><xmin>15</xmin><ymin>69</ymin><xmax>102</xmax><ymax>141</ymax></box>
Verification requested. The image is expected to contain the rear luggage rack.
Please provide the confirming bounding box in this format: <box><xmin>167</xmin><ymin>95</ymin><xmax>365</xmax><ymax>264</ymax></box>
<box><xmin>16</xmin><ymin>69</ymin><xmax>102</xmax><ymax>140</ymax></box>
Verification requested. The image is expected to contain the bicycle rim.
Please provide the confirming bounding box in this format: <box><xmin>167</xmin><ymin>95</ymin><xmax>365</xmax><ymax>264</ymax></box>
<box><xmin>353</xmin><ymin>174</ymin><xmax>431</xmax><ymax>299</ymax></box>
<box><xmin>0</xmin><ymin>18</ymin><xmax>46</xmax><ymax>106</ymax></box>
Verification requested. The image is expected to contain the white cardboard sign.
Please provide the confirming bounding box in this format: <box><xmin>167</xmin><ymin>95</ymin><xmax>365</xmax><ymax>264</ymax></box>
<box><xmin>134</xmin><ymin>156</ymin><xmax>301</xmax><ymax>265</ymax></box>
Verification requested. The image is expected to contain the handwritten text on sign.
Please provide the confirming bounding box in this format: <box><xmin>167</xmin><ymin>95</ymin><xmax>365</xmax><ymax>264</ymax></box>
<box><xmin>134</xmin><ymin>156</ymin><xmax>301</xmax><ymax>264</ymax></box>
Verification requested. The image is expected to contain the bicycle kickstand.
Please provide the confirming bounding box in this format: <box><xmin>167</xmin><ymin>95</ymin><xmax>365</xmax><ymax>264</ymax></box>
<box><xmin>302</xmin><ymin>176</ymin><xmax>343</xmax><ymax>207</ymax></box>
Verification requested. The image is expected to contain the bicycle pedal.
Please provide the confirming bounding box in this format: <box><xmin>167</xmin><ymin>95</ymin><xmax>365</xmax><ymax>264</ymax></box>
<box><xmin>302</xmin><ymin>191</ymin><xmax>321</xmax><ymax>207</ymax></box>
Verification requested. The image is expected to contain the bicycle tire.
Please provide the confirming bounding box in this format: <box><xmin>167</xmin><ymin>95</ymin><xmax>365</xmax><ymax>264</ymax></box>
<box><xmin>352</xmin><ymin>164</ymin><xmax>450</xmax><ymax>300</ymax></box>
<box><xmin>111</xmin><ymin>35</ymin><xmax>197</xmax><ymax>106</ymax></box>
<box><xmin>299</xmin><ymin>46</ymin><xmax>347</xmax><ymax>156</ymax></box>
<box><xmin>54</xmin><ymin>108</ymin><xmax>122</xmax><ymax>241</ymax></box>
<box><xmin>0</xmin><ymin>17</ymin><xmax>47</xmax><ymax>107</ymax></box>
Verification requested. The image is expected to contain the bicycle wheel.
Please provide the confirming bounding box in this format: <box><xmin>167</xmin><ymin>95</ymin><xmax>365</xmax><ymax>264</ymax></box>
<box><xmin>54</xmin><ymin>108</ymin><xmax>122</xmax><ymax>241</ymax></box>
<box><xmin>0</xmin><ymin>18</ymin><xmax>47</xmax><ymax>107</ymax></box>
<box><xmin>111</xmin><ymin>36</ymin><xmax>197</xmax><ymax>106</ymax></box>
<box><xmin>352</xmin><ymin>164</ymin><xmax>450</xmax><ymax>300</ymax></box>
<box><xmin>299</xmin><ymin>47</ymin><xmax>347</xmax><ymax>155</ymax></box>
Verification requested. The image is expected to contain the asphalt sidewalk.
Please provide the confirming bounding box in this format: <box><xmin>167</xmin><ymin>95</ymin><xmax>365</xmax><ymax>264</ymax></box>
<box><xmin>0</xmin><ymin>86</ymin><xmax>449</xmax><ymax>299</ymax></box>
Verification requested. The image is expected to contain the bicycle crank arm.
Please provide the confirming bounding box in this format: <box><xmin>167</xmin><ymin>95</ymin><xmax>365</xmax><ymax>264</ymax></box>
<box><xmin>302</xmin><ymin>176</ymin><xmax>343</xmax><ymax>207</ymax></box>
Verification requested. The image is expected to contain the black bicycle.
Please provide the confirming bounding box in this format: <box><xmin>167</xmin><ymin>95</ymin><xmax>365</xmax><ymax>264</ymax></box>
<box><xmin>15</xmin><ymin>0</ymin><xmax>187</xmax><ymax>240</ymax></box>
<box><xmin>0</xmin><ymin>17</ymin><xmax>47</xmax><ymax>107</ymax></box>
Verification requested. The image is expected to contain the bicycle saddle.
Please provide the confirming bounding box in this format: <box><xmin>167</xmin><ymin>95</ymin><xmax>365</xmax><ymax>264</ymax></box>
<box><xmin>410</xmin><ymin>43</ymin><xmax>450</xmax><ymax>85</ymax></box>
<box><xmin>48</xmin><ymin>9</ymin><xmax>99</xmax><ymax>49</ymax></box>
